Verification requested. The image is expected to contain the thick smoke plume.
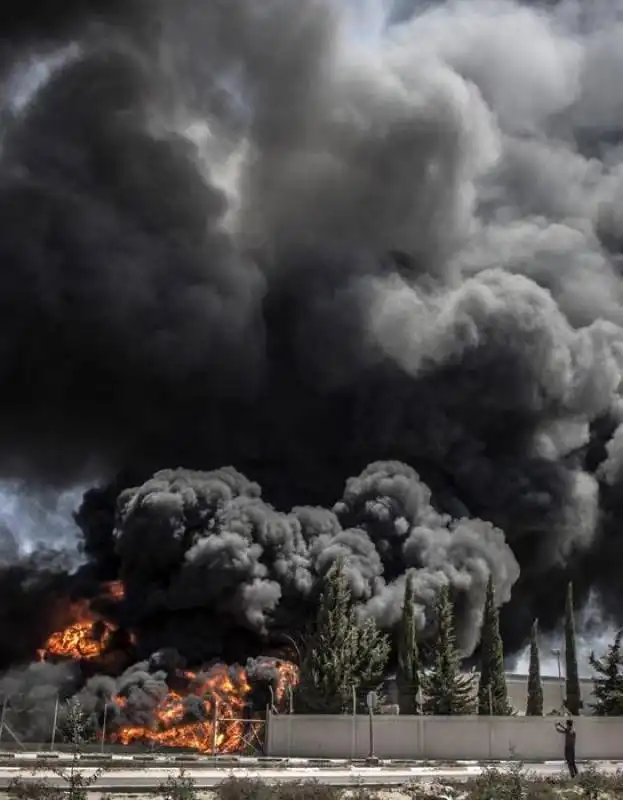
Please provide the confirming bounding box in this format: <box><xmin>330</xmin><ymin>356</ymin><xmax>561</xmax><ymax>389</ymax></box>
<box><xmin>1</xmin><ymin>0</ymin><xmax>623</xmax><ymax>698</ymax></box>
<box><xmin>109</xmin><ymin>464</ymin><xmax>517</xmax><ymax>659</ymax></box>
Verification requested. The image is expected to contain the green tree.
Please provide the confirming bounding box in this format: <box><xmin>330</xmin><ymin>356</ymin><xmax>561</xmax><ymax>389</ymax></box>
<box><xmin>424</xmin><ymin>585</ymin><xmax>475</xmax><ymax>715</ymax></box>
<box><xmin>526</xmin><ymin>619</ymin><xmax>543</xmax><ymax>716</ymax></box>
<box><xmin>478</xmin><ymin>576</ymin><xmax>510</xmax><ymax>715</ymax></box>
<box><xmin>589</xmin><ymin>630</ymin><xmax>623</xmax><ymax>716</ymax></box>
<box><xmin>7</xmin><ymin>697</ymin><xmax>106</xmax><ymax>800</ymax></box>
<box><xmin>564</xmin><ymin>582</ymin><xmax>582</xmax><ymax>715</ymax></box>
<box><xmin>396</xmin><ymin>575</ymin><xmax>422</xmax><ymax>714</ymax></box>
<box><xmin>297</xmin><ymin>560</ymin><xmax>390</xmax><ymax>713</ymax></box>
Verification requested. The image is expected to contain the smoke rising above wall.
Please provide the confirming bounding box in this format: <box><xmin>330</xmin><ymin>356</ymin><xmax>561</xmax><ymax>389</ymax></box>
<box><xmin>0</xmin><ymin>0</ymin><xmax>623</xmax><ymax>674</ymax></box>
<box><xmin>108</xmin><ymin>464</ymin><xmax>518</xmax><ymax>660</ymax></box>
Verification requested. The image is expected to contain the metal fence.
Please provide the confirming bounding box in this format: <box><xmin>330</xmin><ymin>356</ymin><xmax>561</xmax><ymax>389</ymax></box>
<box><xmin>0</xmin><ymin>693</ymin><xmax>267</xmax><ymax>756</ymax></box>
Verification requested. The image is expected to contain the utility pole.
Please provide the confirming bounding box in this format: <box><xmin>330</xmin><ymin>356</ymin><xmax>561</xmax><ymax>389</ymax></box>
<box><xmin>366</xmin><ymin>691</ymin><xmax>379</xmax><ymax>765</ymax></box>
<box><xmin>50</xmin><ymin>694</ymin><xmax>59</xmax><ymax>751</ymax></box>
<box><xmin>211</xmin><ymin>699</ymin><xmax>219</xmax><ymax>757</ymax></box>
<box><xmin>0</xmin><ymin>696</ymin><xmax>7</xmax><ymax>746</ymax></box>
<box><xmin>100</xmin><ymin>703</ymin><xmax>108</xmax><ymax>753</ymax></box>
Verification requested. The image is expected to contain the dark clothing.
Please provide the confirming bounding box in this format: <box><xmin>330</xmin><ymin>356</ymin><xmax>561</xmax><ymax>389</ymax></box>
<box><xmin>556</xmin><ymin>725</ymin><xmax>578</xmax><ymax>778</ymax></box>
<box><xmin>563</xmin><ymin>729</ymin><xmax>576</xmax><ymax>752</ymax></box>
<box><xmin>565</xmin><ymin>749</ymin><xmax>578</xmax><ymax>778</ymax></box>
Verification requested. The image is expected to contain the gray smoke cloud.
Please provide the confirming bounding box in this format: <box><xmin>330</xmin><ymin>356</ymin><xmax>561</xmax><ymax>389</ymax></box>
<box><xmin>0</xmin><ymin>654</ymin><xmax>253</xmax><ymax>742</ymax></box>
<box><xmin>113</xmin><ymin>464</ymin><xmax>517</xmax><ymax>658</ymax></box>
<box><xmin>0</xmin><ymin>661</ymin><xmax>79</xmax><ymax>741</ymax></box>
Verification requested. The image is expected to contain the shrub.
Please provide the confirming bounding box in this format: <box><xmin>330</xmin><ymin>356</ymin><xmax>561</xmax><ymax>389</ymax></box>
<box><xmin>466</xmin><ymin>763</ymin><xmax>526</xmax><ymax>800</ymax></box>
<box><xmin>576</xmin><ymin>764</ymin><xmax>623</xmax><ymax>799</ymax></box>
<box><xmin>217</xmin><ymin>779</ymin><xmax>343</xmax><ymax>800</ymax></box>
<box><xmin>217</xmin><ymin>777</ymin><xmax>274</xmax><ymax>800</ymax></box>
<box><xmin>157</xmin><ymin>769</ymin><xmax>201</xmax><ymax>800</ymax></box>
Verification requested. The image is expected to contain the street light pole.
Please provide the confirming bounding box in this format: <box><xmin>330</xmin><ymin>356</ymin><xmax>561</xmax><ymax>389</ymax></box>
<box><xmin>280</xmin><ymin>634</ymin><xmax>302</xmax><ymax>665</ymax></box>
<box><xmin>366</xmin><ymin>691</ymin><xmax>378</xmax><ymax>765</ymax></box>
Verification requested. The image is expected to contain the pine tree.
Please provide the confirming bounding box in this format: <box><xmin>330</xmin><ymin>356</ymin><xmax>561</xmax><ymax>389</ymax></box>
<box><xmin>297</xmin><ymin>560</ymin><xmax>390</xmax><ymax>713</ymax></box>
<box><xmin>526</xmin><ymin>619</ymin><xmax>544</xmax><ymax>716</ymax></box>
<box><xmin>589</xmin><ymin>630</ymin><xmax>623</xmax><ymax>716</ymax></box>
<box><xmin>564</xmin><ymin>582</ymin><xmax>582</xmax><ymax>715</ymax></box>
<box><xmin>478</xmin><ymin>576</ymin><xmax>510</xmax><ymax>715</ymax></box>
<box><xmin>397</xmin><ymin>575</ymin><xmax>421</xmax><ymax>714</ymax></box>
<box><xmin>424</xmin><ymin>585</ymin><xmax>475</xmax><ymax>715</ymax></box>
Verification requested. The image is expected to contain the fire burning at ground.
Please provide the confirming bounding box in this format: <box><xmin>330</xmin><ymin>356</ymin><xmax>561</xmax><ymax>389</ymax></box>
<box><xmin>36</xmin><ymin>582</ymin><xmax>299</xmax><ymax>754</ymax></box>
<box><xmin>112</xmin><ymin>664</ymin><xmax>253</xmax><ymax>754</ymax></box>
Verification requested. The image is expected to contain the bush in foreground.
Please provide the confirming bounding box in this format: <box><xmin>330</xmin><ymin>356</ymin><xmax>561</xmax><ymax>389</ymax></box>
<box><xmin>10</xmin><ymin>760</ymin><xmax>623</xmax><ymax>800</ymax></box>
<box><xmin>213</xmin><ymin>769</ymin><xmax>623</xmax><ymax>800</ymax></box>
<box><xmin>218</xmin><ymin>778</ymin><xmax>342</xmax><ymax>800</ymax></box>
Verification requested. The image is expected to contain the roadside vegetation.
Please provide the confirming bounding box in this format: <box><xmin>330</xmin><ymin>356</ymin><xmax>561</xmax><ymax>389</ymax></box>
<box><xmin>7</xmin><ymin>759</ymin><xmax>623</xmax><ymax>800</ymax></box>
<box><xmin>212</xmin><ymin>768</ymin><xmax>623</xmax><ymax>800</ymax></box>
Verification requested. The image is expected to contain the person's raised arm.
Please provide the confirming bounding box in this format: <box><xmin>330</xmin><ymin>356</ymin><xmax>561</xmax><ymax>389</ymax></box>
<box><xmin>555</xmin><ymin>723</ymin><xmax>565</xmax><ymax>733</ymax></box>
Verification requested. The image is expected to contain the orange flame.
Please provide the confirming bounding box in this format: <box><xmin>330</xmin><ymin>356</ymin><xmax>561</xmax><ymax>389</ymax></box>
<box><xmin>112</xmin><ymin>664</ymin><xmax>253</xmax><ymax>754</ymax></box>
<box><xmin>37</xmin><ymin>581</ymin><xmax>124</xmax><ymax>663</ymax></box>
<box><xmin>36</xmin><ymin>581</ymin><xmax>301</xmax><ymax>754</ymax></box>
<box><xmin>275</xmin><ymin>659</ymin><xmax>300</xmax><ymax>703</ymax></box>
<box><xmin>111</xmin><ymin>660</ymin><xmax>300</xmax><ymax>753</ymax></box>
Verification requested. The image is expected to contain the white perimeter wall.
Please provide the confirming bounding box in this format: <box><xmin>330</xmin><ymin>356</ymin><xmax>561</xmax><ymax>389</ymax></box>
<box><xmin>266</xmin><ymin>715</ymin><xmax>623</xmax><ymax>761</ymax></box>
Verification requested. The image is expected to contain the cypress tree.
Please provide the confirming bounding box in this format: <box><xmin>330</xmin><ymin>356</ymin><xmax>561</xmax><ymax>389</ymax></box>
<box><xmin>297</xmin><ymin>560</ymin><xmax>390</xmax><ymax>713</ymax></box>
<box><xmin>526</xmin><ymin>619</ymin><xmax>543</xmax><ymax>716</ymax></box>
<box><xmin>564</xmin><ymin>582</ymin><xmax>582</xmax><ymax>715</ymax></box>
<box><xmin>424</xmin><ymin>585</ymin><xmax>475</xmax><ymax>715</ymax></box>
<box><xmin>397</xmin><ymin>575</ymin><xmax>421</xmax><ymax>714</ymax></box>
<box><xmin>478</xmin><ymin>576</ymin><xmax>510</xmax><ymax>715</ymax></box>
<box><xmin>589</xmin><ymin>630</ymin><xmax>623</xmax><ymax>716</ymax></box>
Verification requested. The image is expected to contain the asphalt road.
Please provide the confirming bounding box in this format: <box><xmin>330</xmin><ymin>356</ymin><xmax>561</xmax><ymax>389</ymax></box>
<box><xmin>0</xmin><ymin>762</ymin><xmax>621</xmax><ymax>789</ymax></box>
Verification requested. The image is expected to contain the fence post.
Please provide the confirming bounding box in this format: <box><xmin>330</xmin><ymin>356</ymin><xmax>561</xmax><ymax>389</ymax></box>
<box><xmin>264</xmin><ymin>705</ymin><xmax>271</xmax><ymax>756</ymax></box>
<box><xmin>0</xmin><ymin>695</ymin><xmax>7</xmax><ymax>746</ymax></box>
<box><xmin>101</xmin><ymin>703</ymin><xmax>108</xmax><ymax>753</ymax></box>
<box><xmin>287</xmin><ymin>686</ymin><xmax>294</xmax><ymax>714</ymax></box>
<box><xmin>268</xmin><ymin>686</ymin><xmax>275</xmax><ymax>714</ymax></box>
<box><xmin>50</xmin><ymin>694</ymin><xmax>59</xmax><ymax>751</ymax></box>
<box><xmin>211</xmin><ymin>699</ymin><xmax>219</xmax><ymax>757</ymax></box>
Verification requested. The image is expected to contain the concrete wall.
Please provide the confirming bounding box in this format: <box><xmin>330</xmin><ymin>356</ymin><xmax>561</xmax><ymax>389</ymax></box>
<box><xmin>266</xmin><ymin>715</ymin><xmax>623</xmax><ymax>761</ymax></box>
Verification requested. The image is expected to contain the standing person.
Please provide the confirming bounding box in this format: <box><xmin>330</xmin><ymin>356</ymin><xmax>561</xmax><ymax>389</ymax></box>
<box><xmin>555</xmin><ymin>719</ymin><xmax>578</xmax><ymax>778</ymax></box>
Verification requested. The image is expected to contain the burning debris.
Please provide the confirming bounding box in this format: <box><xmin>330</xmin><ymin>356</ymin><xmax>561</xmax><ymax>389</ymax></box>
<box><xmin>37</xmin><ymin>581</ymin><xmax>124</xmax><ymax>663</ymax></box>
<box><xmin>28</xmin><ymin>577</ymin><xmax>300</xmax><ymax>753</ymax></box>
<box><xmin>110</xmin><ymin>664</ymin><xmax>253</xmax><ymax>754</ymax></box>
<box><xmin>38</xmin><ymin>612</ymin><xmax>115</xmax><ymax>664</ymax></box>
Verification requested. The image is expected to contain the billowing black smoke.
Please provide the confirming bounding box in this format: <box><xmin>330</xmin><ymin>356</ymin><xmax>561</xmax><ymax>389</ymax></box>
<box><xmin>0</xmin><ymin>0</ymin><xmax>623</xmax><ymax>691</ymax></box>
<box><xmin>101</xmin><ymin>464</ymin><xmax>516</xmax><ymax>660</ymax></box>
